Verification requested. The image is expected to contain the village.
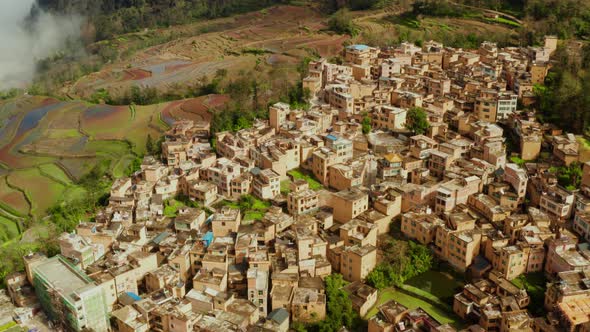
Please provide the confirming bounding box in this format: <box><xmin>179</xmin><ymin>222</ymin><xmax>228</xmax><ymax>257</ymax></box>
<box><xmin>2</xmin><ymin>35</ymin><xmax>590</xmax><ymax>332</ymax></box>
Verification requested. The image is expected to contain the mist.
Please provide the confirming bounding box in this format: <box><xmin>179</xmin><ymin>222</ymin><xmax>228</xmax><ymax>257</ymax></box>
<box><xmin>0</xmin><ymin>0</ymin><xmax>83</xmax><ymax>90</ymax></box>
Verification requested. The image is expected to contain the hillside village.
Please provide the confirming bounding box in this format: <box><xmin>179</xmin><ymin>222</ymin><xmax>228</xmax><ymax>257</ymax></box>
<box><xmin>3</xmin><ymin>35</ymin><xmax>590</xmax><ymax>332</ymax></box>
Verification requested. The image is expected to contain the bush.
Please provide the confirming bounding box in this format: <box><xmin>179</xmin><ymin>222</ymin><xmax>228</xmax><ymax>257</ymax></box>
<box><xmin>406</xmin><ymin>107</ymin><xmax>430</xmax><ymax>135</ymax></box>
<box><xmin>367</xmin><ymin>240</ymin><xmax>433</xmax><ymax>289</ymax></box>
<box><xmin>328</xmin><ymin>9</ymin><xmax>359</xmax><ymax>36</ymax></box>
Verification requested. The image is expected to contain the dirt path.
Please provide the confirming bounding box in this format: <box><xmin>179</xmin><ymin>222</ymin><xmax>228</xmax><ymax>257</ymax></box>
<box><xmin>448</xmin><ymin>1</ymin><xmax>523</xmax><ymax>24</ymax></box>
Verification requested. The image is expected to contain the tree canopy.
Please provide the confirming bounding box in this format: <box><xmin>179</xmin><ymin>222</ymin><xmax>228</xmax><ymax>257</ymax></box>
<box><xmin>535</xmin><ymin>45</ymin><xmax>590</xmax><ymax>134</ymax></box>
<box><xmin>367</xmin><ymin>240</ymin><xmax>433</xmax><ymax>289</ymax></box>
<box><xmin>406</xmin><ymin>107</ymin><xmax>430</xmax><ymax>135</ymax></box>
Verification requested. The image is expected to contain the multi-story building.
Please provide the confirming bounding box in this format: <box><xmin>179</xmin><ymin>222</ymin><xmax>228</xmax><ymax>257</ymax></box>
<box><xmin>25</xmin><ymin>255</ymin><xmax>110</xmax><ymax>332</ymax></box>
<box><xmin>340</xmin><ymin>244</ymin><xmax>377</xmax><ymax>282</ymax></box>
<box><xmin>545</xmin><ymin>236</ymin><xmax>590</xmax><ymax>275</ymax></box>
<box><xmin>287</xmin><ymin>180</ymin><xmax>319</xmax><ymax>216</ymax></box>
<box><xmin>211</xmin><ymin>207</ymin><xmax>241</xmax><ymax>237</ymax></box>
<box><xmin>252</xmin><ymin>169</ymin><xmax>281</xmax><ymax>200</ymax></box>
<box><xmin>573</xmin><ymin>212</ymin><xmax>590</xmax><ymax>242</ymax></box>
<box><xmin>370</xmin><ymin>105</ymin><xmax>407</xmax><ymax>131</ymax></box>
<box><xmin>540</xmin><ymin>186</ymin><xmax>575</xmax><ymax>221</ymax></box>
<box><xmin>544</xmin><ymin>268</ymin><xmax>590</xmax><ymax>331</ymax></box>
<box><xmin>329</xmin><ymin>188</ymin><xmax>369</xmax><ymax>223</ymax></box>
<box><xmin>290</xmin><ymin>287</ymin><xmax>326</xmax><ymax>323</ymax></box>
<box><xmin>503</xmin><ymin>163</ymin><xmax>528</xmax><ymax>204</ymax></box>
<box><xmin>401</xmin><ymin>210</ymin><xmax>444</xmax><ymax>245</ymax></box>
<box><xmin>248</xmin><ymin>268</ymin><xmax>269</xmax><ymax>317</ymax></box>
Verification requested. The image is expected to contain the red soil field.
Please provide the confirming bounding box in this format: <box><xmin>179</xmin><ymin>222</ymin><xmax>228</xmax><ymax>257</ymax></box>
<box><xmin>121</xmin><ymin>68</ymin><xmax>152</xmax><ymax>81</ymax></box>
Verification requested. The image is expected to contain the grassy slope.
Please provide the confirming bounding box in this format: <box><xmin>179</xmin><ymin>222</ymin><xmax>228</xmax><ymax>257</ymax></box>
<box><xmin>7</xmin><ymin>168</ymin><xmax>66</xmax><ymax>218</ymax></box>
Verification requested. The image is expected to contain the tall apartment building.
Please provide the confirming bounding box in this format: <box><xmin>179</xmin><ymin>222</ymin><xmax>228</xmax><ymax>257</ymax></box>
<box><xmin>248</xmin><ymin>268</ymin><xmax>269</xmax><ymax>317</ymax></box>
<box><xmin>287</xmin><ymin>180</ymin><xmax>319</xmax><ymax>216</ymax></box>
<box><xmin>25</xmin><ymin>255</ymin><xmax>109</xmax><ymax>332</ymax></box>
<box><xmin>503</xmin><ymin>163</ymin><xmax>528</xmax><ymax>204</ymax></box>
<box><xmin>340</xmin><ymin>244</ymin><xmax>377</xmax><ymax>282</ymax></box>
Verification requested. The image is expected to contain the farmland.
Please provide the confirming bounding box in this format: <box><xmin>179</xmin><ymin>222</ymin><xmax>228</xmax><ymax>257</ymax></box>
<box><xmin>67</xmin><ymin>5</ymin><xmax>350</xmax><ymax>100</ymax></box>
<box><xmin>0</xmin><ymin>93</ymin><xmax>228</xmax><ymax>237</ymax></box>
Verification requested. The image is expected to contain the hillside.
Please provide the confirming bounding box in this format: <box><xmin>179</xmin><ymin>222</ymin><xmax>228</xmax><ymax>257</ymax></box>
<box><xmin>0</xmin><ymin>1</ymin><xmax>529</xmax><ymax>246</ymax></box>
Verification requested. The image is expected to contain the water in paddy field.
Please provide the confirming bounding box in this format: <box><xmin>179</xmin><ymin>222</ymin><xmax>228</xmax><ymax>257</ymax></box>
<box><xmin>16</xmin><ymin>102</ymin><xmax>66</xmax><ymax>136</ymax></box>
<box><xmin>83</xmin><ymin>104</ymin><xmax>120</xmax><ymax>120</ymax></box>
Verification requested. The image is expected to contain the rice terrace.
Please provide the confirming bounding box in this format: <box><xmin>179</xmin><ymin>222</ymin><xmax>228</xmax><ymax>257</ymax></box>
<box><xmin>0</xmin><ymin>94</ymin><xmax>226</xmax><ymax>244</ymax></box>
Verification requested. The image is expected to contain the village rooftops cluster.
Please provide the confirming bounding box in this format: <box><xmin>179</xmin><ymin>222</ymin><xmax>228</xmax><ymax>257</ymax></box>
<box><xmin>5</xmin><ymin>36</ymin><xmax>590</xmax><ymax>332</ymax></box>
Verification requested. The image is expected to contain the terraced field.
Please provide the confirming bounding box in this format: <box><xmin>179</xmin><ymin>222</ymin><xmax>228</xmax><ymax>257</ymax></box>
<box><xmin>0</xmin><ymin>93</ymin><xmax>227</xmax><ymax>235</ymax></box>
<box><xmin>68</xmin><ymin>5</ymin><xmax>349</xmax><ymax>99</ymax></box>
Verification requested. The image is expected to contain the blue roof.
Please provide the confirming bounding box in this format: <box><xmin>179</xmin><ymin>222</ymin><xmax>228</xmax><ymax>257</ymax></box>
<box><xmin>126</xmin><ymin>292</ymin><xmax>141</xmax><ymax>301</ymax></box>
<box><xmin>326</xmin><ymin>134</ymin><xmax>338</xmax><ymax>141</ymax></box>
<box><xmin>268</xmin><ymin>308</ymin><xmax>289</xmax><ymax>324</ymax></box>
<box><xmin>250</xmin><ymin>167</ymin><xmax>261</xmax><ymax>175</ymax></box>
<box><xmin>348</xmin><ymin>44</ymin><xmax>369</xmax><ymax>51</ymax></box>
<box><xmin>151</xmin><ymin>231</ymin><xmax>169</xmax><ymax>245</ymax></box>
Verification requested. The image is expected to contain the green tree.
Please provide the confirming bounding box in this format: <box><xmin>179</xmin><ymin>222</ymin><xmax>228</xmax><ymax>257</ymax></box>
<box><xmin>291</xmin><ymin>322</ymin><xmax>308</xmax><ymax>332</ymax></box>
<box><xmin>406</xmin><ymin>107</ymin><xmax>430</xmax><ymax>135</ymax></box>
<box><xmin>366</xmin><ymin>240</ymin><xmax>433</xmax><ymax>289</ymax></box>
<box><xmin>362</xmin><ymin>113</ymin><xmax>372</xmax><ymax>134</ymax></box>
<box><xmin>328</xmin><ymin>9</ymin><xmax>358</xmax><ymax>36</ymax></box>
<box><xmin>550</xmin><ymin>162</ymin><xmax>583</xmax><ymax>190</ymax></box>
<box><xmin>317</xmin><ymin>274</ymin><xmax>360</xmax><ymax>332</ymax></box>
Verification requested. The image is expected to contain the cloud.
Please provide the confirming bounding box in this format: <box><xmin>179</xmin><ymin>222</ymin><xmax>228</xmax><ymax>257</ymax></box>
<box><xmin>0</xmin><ymin>0</ymin><xmax>82</xmax><ymax>90</ymax></box>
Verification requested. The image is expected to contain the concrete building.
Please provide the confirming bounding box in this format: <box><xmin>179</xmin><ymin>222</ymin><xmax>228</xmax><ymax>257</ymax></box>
<box><xmin>248</xmin><ymin>268</ymin><xmax>269</xmax><ymax>317</ymax></box>
<box><xmin>212</xmin><ymin>207</ymin><xmax>241</xmax><ymax>237</ymax></box>
<box><xmin>26</xmin><ymin>255</ymin><xmax>109</xmax><ymax>332</ymax></box>
<box><xmin>340</xmin><ymin>245</ymin><xmax>377</xmax><ymax>282</ymax></box>
<box><xmin>329</xmin><ymin>188</ymin><xmax>369</xmax><ymax>223</ymax></box>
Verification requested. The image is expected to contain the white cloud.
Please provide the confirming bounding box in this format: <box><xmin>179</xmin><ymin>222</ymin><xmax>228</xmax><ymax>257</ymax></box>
<box><xmin>0</xmin><ymin>0</ymin><xmax>82</xmax><ymax>89</ymax></box>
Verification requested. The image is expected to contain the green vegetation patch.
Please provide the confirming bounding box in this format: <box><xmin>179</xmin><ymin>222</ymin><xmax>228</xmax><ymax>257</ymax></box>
<box><xmin>0</xmin><ymin>177</ymin><xmax>29</xmax><ymax>217</ymax></box>
<box><xmin>549</xmin><ymin>163</ymin><xmax>582</xmax><ymax>190</ymax></box>
<box><xmin>0</xmin><ymin>321</ymin><xmax>17</xmax><ymax>332</ymax></box>
<box><xmin>512</xmin><ymin>272</ymin><xmax>547</xmax><ymax>316</ymax></box>
<box><xmin>46</xmin><ymin>129</ymin><xmax>82</xmax><ymax>139</ymax></box>
<box><xmin>112</xmin><ymin>155</ymin><xmax>139</xmax><ymax>179</ymax></box>
<box><xmin>280</xmin><ymin>180</ymin><xmax>291</xmax><ymax>195</ymax></box>
<box><xmin>510</xmin><ymin>156</ymin><xmax>527</xmax><ymax>166</ymax></box>
<box><xmin>485</xmin><ymin>17</ymin><xmax>521</xmax><ymax>27</ymax></box>
<box><xmin>244</xmin><ymin>210</ymin><xmax>265</xmax><ymax>221</ymax></box>
<box><xmin>38</xmin><ymin>163</ymin><xmax>73</xmax><ymax>185</ymax></box>
<box><xmin>218</xmin><ymin>194</ymin><xmax>271</xmax><ymax>222</ymax></box>
<box><xmin>288</xmin><ymin>169</ymin><xmax>323</xmax><ymax>190</ymax></box>
<box><xmin>405</xmin><ymin>270</ymin><xmax>465</xmax><ymax>303</ymax></box>
<box><xmin>164</xmin><ymin>199</ymin><xmax>186</xmax><ymax>218</ymax></box>
<box><xmin>62</xmin><ymin>186</ymin><xmax>88</xmax><ymax>203</ymax></box>
<box><xmin>84</xmin><ymin>140</ymin><xmax>131</xmax><ymax>157</ymax></box>
<box><xmin>366</xmin><ymin>288</ymin><xmax>459</xmax><ymax>326</ymax></box>
<box><xmin>8</xmin><ymin>168</ymin><xmax>66</xmax><ymax>218</ymax></box>
<box><xmin>58</xmin><ymin>158</ymin><xmax>99</xmax><ymax>182</ymax></box>
<box><xmin>241</xmin><ymin>48</ymin><xmax>274</xmax><ymax>55</ymax></box>
<box><xmin>0</xmin><ymin>215</ymin><xmax>21</xmax><ymax>244</ymax></box>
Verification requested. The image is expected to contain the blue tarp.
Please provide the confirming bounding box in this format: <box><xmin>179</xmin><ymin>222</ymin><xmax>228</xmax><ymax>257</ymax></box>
<box><xmin>126</xmin><ymin>292</ymin><xmax>141</xmax><ymax>301</ymax></box>
<box><xmin>202</xmin><ymin>231</ymin><xmax>214</xmax><ymax>247</ymax></box>
<box><xmin>347</xmin><ymin>44</ymin><xmax>369</xmax><ymax>51</ymax></box>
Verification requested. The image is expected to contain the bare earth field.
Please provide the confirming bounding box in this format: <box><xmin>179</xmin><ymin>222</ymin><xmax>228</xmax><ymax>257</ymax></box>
<box><xmin>69</xmin><ymin>6</ymin><xmax>349</xmax><ymax>99</ymax></box>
